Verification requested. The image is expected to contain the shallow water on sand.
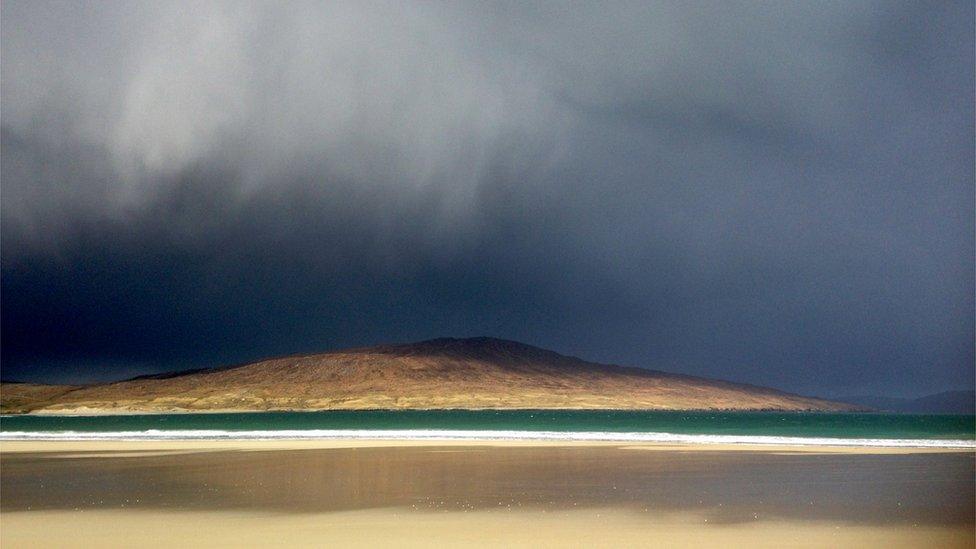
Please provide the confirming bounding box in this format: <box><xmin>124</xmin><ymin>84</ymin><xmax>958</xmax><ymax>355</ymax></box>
<box><xmin>2</xmin><ymin>444</ymin><xmax>973</xmax><ymax>528</ymax></box>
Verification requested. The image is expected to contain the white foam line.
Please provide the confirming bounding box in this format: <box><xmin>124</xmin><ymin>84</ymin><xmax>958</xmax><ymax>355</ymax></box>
<box><xmin>0</xmin><ymin>430</ymin><xmax>973</xmax><ymax>448</ymax></box>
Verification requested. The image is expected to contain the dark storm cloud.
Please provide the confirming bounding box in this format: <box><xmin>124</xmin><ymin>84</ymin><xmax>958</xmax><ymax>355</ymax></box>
<box><xmin>2</xmin><ymin>1</ymin><xmax>972</xmax><ymax>396</ymax></box>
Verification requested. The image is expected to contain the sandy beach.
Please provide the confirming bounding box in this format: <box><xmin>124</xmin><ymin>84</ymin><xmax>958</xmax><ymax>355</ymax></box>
<box><xmin>1</xmin><ymin>440</ymin><xmax>973</xmax><ymax>548</ymax></box>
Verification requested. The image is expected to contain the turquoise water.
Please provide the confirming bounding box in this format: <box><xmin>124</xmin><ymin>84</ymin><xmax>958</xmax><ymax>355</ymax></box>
<box><xmin>1</xmin><ymin>411</ymin><xmax>973</xmax><ymax>442</ymax></box>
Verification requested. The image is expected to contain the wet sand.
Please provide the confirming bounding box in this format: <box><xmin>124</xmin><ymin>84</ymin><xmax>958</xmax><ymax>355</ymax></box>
<box><xmin>1</xmin><ymin>440</ymin><xmax>973</xmax><ymax>547</ymax></box>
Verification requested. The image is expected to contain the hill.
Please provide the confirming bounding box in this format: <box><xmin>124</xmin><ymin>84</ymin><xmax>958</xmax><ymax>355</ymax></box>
<box><xmin>0</xmin><ymin>382</ymin><xmax>81</xmax><ymax>414</ymax></box>
<box><xmin>1</xmin><ymin>337</ymin><xmax>860</xmax><ymax>414</ymax></box>
<box><xmin>836</xmin><ymin>391</ymin><xmax>974</xmax><ymax>414</ymax></box>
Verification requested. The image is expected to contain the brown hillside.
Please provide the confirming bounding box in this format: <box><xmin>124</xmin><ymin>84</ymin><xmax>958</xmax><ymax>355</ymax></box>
<box><xmin>0</xmin><ymin>383</ymin><xmax>81</xmax><ymax>414</ymax></box>
<box><xmin>1</xmin><ymin>337</ymin><xmax>859</xmax><ymax>414</ymax></box>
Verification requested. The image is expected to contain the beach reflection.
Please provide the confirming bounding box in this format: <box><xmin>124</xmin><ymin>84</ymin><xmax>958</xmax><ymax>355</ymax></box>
<box><xmin>2</xmin><ymin>446</ymin><xmax>973</xmax><ymax>526</ymax></box>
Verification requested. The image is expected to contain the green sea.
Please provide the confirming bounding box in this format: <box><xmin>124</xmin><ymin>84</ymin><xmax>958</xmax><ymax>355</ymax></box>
<box><xmin>1</xmin><ymin>411</ymin><xmax>973</xmax><ymax>447</ymax></box>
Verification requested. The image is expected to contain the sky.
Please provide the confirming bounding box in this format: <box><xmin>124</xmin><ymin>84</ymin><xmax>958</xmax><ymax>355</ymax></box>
<box><xmin>1</xmin><ymin>1</ymin><xmax>972</xmax><ymax>398</ymax></box>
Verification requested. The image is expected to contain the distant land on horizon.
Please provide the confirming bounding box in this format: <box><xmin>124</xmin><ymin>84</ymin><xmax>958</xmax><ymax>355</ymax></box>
<box><xmin>835</xmin><ymin>391</ymin><xmax>975</xmax><ymax>415</ymax></box>
<box><xmin>1</xmin><ymin>337</ymin><xmax>863</xmax><ymax>414</ymax></box>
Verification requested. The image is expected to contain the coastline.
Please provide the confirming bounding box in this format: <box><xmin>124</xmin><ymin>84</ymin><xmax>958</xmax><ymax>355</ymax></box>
<box><xmin>7</xmin><ymin>404</ymin><xmax>870</xmax><ymax>416</ymax></box>
<box><xmin>2</xmin><ymin>438</ymin><xmax>974</xmax><ymax>454</ymax></box>
<box><xmin>5</xmin><ymin>408</ymin><xmax>973</xmax><ymax>448</ymax></box>
<box><xmin>2</xmin><ymin>430</ymin><xmax>974</xmax><ymax>448</ymax></box>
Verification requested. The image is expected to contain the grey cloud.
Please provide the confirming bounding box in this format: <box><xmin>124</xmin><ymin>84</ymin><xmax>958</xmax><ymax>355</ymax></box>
<box><xmin>1</xmin><ymin>1</ymin><xmax>972</xmax><ymax>397</ymax></box>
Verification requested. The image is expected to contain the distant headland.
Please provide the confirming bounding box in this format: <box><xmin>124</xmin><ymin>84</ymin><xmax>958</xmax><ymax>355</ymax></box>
<box><xmin>0</xmin><ymin>337</ymin><xmax>861</xmax><ymax>414</ymax></box>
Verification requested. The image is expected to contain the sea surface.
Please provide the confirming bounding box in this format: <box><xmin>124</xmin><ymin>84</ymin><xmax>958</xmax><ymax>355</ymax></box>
<box><xmin>1</xmin><ymin>411</ymin><xmax>973</xmax><ymax>447</ymax></box>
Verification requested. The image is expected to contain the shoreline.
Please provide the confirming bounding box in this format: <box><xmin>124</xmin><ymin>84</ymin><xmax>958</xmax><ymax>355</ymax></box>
<box><xmin>2</xmin><ymin>438</ymin><xmax>973</xmax><ymax>454</ymax></box>
<box><xmin>5</xmin><ymin>406</ymin><xmax>883</xmax><ymax>416</ymax></box>
<box><xmin>1</xmin><ymin>430</ymin><xmax>974</xmax><ymax>449</ymax></box>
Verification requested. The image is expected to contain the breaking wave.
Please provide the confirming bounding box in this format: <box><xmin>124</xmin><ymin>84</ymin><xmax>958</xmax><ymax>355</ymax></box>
<box><xmin>1</xmin><ymin>429</ymin><xmax>973</xmax><ymax>448</ymax></box>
